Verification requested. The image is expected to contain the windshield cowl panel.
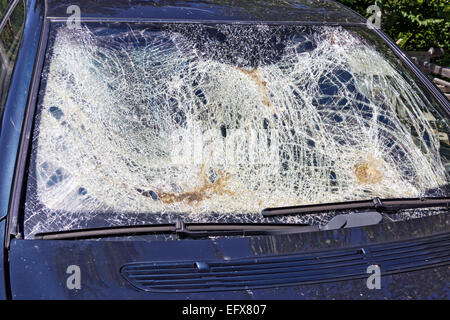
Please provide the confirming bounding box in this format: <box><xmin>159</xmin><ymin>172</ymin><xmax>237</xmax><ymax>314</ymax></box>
<box><xmin>23</xmin><ymin>22</ymin><xmax>450</xmax><ymax>238</ymax></box>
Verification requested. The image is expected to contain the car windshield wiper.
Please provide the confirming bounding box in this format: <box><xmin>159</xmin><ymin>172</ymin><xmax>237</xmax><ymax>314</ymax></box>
<box><xmin>262</xmin><ymin>197</ymin><xmax>450</xmax><ymax>217</ymax></box>
<box><xmin>33</xmin><ymin>198</ymin><xmax>448</xmax><ymax>240</ymax></box>
<box><xmin>33</xmin><ymin>219</ymin><xmax>315</xmax><ymax>240</ymax></box>
<box><xmin>33</xmin><ymin>211</ymin><xmax>383</xmax><ymax>240</ymax></box>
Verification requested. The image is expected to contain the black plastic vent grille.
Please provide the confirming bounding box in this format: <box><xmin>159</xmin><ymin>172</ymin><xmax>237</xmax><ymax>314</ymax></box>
<box><xmin>121</xmin><ymin>233</ymin><xmax>450</xmax><ymax>292</ymax></box>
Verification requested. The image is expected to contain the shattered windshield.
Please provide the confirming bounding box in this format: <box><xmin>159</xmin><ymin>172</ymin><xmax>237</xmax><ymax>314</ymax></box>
<box><xmin>24</xmin><ymin>23</ymin><xmax>450</xmax><ymax>237</ymax></box>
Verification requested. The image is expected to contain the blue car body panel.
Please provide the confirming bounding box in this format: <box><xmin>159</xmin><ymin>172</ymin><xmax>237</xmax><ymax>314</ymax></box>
<box><xmin>8</xmin><ymin>213</ymin><xmax>450</xmax><ymax>299</ymax></box>
<box><xmin>0</xmin><ymin>0</ymin><xmax>43</xmax><ymax>222</ymax></box>
<box><xmin>45</xmin><ymin>0</ymin><xmax>365</xmax><ymax>24</ymax></box>
<box><xmin>0</xmin><ymin>220</ymin><xmax>6</xmax><ymax>299</ymax></box>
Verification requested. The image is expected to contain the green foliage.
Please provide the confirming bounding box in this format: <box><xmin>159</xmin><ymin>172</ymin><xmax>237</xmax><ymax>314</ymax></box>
<box><xmin>338</xmin><ymin>0</ymin><xmax>450</xmax><ymax>52</ymax></box>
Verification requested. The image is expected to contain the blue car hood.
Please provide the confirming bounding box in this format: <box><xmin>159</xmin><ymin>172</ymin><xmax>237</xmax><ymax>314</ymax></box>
<box><xmin>8</xmin><ymin>213</ymin><xmax>450</xmax><ymax>299</ymax></box>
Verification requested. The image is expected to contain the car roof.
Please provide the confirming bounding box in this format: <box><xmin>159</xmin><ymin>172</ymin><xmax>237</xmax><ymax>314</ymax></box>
<box><xmin>46</xmin><ymin>0</ymin><xmax>366</xmax><ymax>25</ymax></box>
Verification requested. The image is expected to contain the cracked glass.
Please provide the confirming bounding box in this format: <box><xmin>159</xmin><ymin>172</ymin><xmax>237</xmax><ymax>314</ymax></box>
<box><xmin>23</xmin><ymin>23</ymin><xmax>450</xmax><ymax>237</ymax></box>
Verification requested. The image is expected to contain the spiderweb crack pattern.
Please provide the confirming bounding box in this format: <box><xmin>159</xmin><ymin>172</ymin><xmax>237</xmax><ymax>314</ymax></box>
<box><xmin>23</xmin><ymin>24</ymin><xmax>449</xmax><ymax>237</ymax></box>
